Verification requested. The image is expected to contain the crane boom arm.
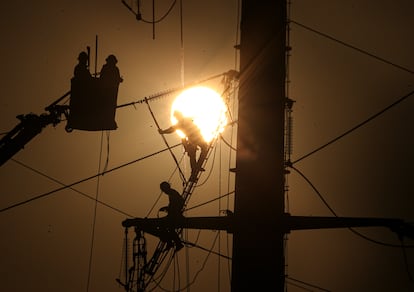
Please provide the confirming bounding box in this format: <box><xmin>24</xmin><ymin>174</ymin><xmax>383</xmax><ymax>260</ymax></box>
<box><xmin>0</xmin><ymin>104</ymin><xmax>69</xmax><ymax>167</ymax></box>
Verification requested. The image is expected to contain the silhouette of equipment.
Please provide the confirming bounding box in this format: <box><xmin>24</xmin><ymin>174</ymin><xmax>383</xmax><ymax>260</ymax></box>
<box><xmin>0</xmin><ymin>52</ymin><xmax>123</xmax><ymax>166</ymax></box>
<box><xmin>120</xmin><ymin>212</ymin><xmax>414</xmax><ymax>291</ymax></box>
<box><xmin>66</xmin><ymin>76</ymin><xmax>119</xmax><ymax>131</ymax></box>
<box><xmin>0</xmin><ymin>92</ymin><xmax>70</xmax><ymax>167</ymax></box>
<box><xmin>67</xmin><ymin>52</ymin><xmax>122</xmax><ymax>132</ymax></box>
<box><xmin>123</xmin><ymin>213</ymin><xmax>414</xmax><ymax>240</ymax></box>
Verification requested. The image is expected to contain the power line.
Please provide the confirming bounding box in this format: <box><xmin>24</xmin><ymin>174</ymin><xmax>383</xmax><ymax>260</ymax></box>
<box><xmin>286</xmin><ymin>280</ymin><xmax>315</xmax><ymax>292</ymax></box>
<box><xmin>116</xmin><ymin>71</ymin><xmax>227</xmax><ymax>110</ymax></box>
<box><xmin>290</xmin><ymin>19</ymin><xmax>414</xmax><ymax>75</ymax></box>
<box><xmin>86</xmin><ymin>131</ymin><xmax>106</xmax><ymax>292</ymax></box>
<box><xmin>184</xmin><ymin>190</ymin><xmax>235</xmax><ymax>212</ymax></box>
<box><xmin>288</xmin><ymin>165</ymin><xmax>414</xmax><ymax>248</ymax></box>
<box><xmin>292</xmin><ymin>89</ymin><xmax>414</xmax><ymax>164</ymax></box>
<box><xmin>10</xmin><ymin>158</ymin><xmax>133</xmax><ymax>217</ymax></box>
<box><xmin>140</xmin><ymin>0</ymin><xmax>177</xmax><ymax>24</ymax></box>
<box><xmin>219</xmin><ymin>134</ymin><xmax>237</xmax><ymax>151</ymax></box>
<box><xmin>1</xmin><ymin>144</ymin><xmax>181</xmax><ymax>213</ymax></box>
<box><xmin>146</xmin><ymin>97</ymin><xmax>186</xmax><ymax>182</ymax></box>
<box><xmin>287</xmin><ymin>276</ymin><xmax>331</xmax><ymax>292</ymax></box>
<box><xmin>169</xmin><ymin>232</ymin><xmax>220</xmax><ymax>292</ymax></box>
<box><xmin>183</xmin><ymin>240</ymin><xmax>231</xmax><ymax>260</ymax></box>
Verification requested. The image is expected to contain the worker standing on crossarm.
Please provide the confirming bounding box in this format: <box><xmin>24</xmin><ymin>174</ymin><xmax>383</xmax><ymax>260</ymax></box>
<box><xmin>159</xmin><ymin>111</ymin><xmax>208</xmax><ymax>181</ymax></box>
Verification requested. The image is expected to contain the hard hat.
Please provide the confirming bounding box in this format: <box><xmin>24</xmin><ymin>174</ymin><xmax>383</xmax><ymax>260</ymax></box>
<box><xmin>160</xmin><ymin>181</ymin><xmax>170</xmax><ymax>192</ymax></box>
<box><xmin>78</xmin><ymin>51</ymin><xmax>88</xmax><ymax>61</ymax></box>
<box><xmin>106</xmin><ymin>54</ymin><xmax>118</xmax><ymax>64</ymax></box>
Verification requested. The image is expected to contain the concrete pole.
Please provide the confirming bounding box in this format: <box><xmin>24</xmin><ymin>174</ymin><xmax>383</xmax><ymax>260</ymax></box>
<box><xmin>232</xmin><ymin>1</ymin><xmax>287</xmax><ymax>291</ymax></box>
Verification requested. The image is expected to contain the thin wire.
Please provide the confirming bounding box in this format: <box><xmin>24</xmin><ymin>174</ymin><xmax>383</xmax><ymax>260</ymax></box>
<box><xmin>177</xmin><ymin>251</ymin><xmax>181</xmax><ymax>291</ymax></box>
<box><xmin>400</xmin><ymin>237</ymin><xmax>414</xmax><ymax>281</ymax></box>
<box><xmin>290</xmin><ymin>20</ymin><xmax>414</xmax><ymax>75</ymax></box>
<box><xmin>183</xmin><ymin>240</ymin><xmax>231</xmax><ymax>260</ymax></box>
<box><xmin>152</xmin><ymin>0</ymin><xmax>155</xmax><ymax>39</ymax></box>
<box><xmin>86</xmin><ymin>131</ymin><xmax>105</xmax><ymax>292</ymax></box>
<box><xmin>116</xmin><ymin>71</ymin><xmax>226</xmax><ymax>109</ymax></box>
<box><xmin>185</xmin><ymin>230</ymin><xmax>202</xmax><ymax>247</ymax></box>
<box><xmin>233</xmin><ymin>0</ymin><xmax>241</xmax><ymax>69</ymax></box>
<box><xmin>219</xmin><ymin>133</ymin><xmax>237</xmax><ymax>151</ymax></box>
<box><xmin>289</xmin><ymin>165</ymin><xmax>414</xmax><ymax>248</ymax></box>
<box><xmin>185</xmin><ymin>228</ymin><xmax>190</xmax><ymax>292</ymax></box>
<box><xmin>145</xmin><ymin>98</ymin><xmax>186</xmax><ymax>182</ymax></box>
<box><xmin>103</xmin><ymin>130</ymin><xmax>110</xmax><ymax>172</ymax></box>
<box><xmin>292</xmin><ymin>89</ymin><xmax>414</xmax><ymax>164</ymax></box>
<box><xmin>140</xmin><ymin>0</ymin><xmax>177</xmax><ymax>24</ymax></box>
<box><xmin>286</xmin><ymin>280</ymin><xmax>315</xmax><ymax>292</ymax></box>
<box><xmin>1</xmin><ymin>144</ymin><xmax>181</xmax><ymax>213</ymax></box>
<box><xmin>10</xmin><ymin>158</ymin><xmax>133</xmax><ymax>217</ymax></box>
<box><xmin>118</xmin><ymin>229</ymin><xmax>127</xmax><ymax>284</ymax></box>
<box><xmin>148</xmin><ymin>251</ymin><xmax>176</xmax><ymax>292</ymax></box>
<box><xmin>170</xmin><ymin>232</ymin><xmax>220</xmax><ymax>292</ymax></box>
<box><xmin>185</xmin><ymin>191</ymin><xmax>235</xmax><ymax>212</ymax></box>
<box><xmin>287</xmin><ymin>277</ymin><xmax>331</xmax><ymax>292</ymax></box>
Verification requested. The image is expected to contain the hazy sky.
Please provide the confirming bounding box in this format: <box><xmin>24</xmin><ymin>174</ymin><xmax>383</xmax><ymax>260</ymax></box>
<box><xmin>1</xmin><ymin>1</ymin><xmax>413</xmax><ymax>291</ymax></box>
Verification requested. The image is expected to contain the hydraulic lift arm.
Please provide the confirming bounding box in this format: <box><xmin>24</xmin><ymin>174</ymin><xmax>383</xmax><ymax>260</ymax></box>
<box><xmin>0</xmin><ymin>92</ymin><xmax>70</xmax><ymax>167</ymax></box>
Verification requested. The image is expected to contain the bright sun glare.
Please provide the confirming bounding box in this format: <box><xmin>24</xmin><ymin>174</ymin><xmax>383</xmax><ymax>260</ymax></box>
<box><xmin>171</xmin><ymin>86</ymin><xmax>228</xmax><ymax>142</ymax></box>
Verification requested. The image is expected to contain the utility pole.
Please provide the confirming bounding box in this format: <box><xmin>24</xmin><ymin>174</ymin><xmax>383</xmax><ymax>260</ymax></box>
<box><xmin>231</xmin><ymin>0</ymin><xmax>286</xmax><ymax>291</ymax></box>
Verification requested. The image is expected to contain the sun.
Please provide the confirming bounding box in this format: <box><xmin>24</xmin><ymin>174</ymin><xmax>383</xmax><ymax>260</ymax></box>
<box><xmin>171</xmin><ymin>86</ymin><xmax>228</xmax><ymax>142</ymax></box>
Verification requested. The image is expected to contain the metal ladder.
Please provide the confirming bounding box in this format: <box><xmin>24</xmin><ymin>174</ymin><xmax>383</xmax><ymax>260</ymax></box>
<box><xmin>135</xmin><ymin>139</ymin><xmax>217</xmax><ymax>290</ymax></box>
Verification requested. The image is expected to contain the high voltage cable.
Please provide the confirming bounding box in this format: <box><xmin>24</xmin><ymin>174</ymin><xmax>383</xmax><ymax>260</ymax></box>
<box><xmin>287</xmin><ymin>276</ymin><xmax>331</xmax><ymax>292</ymax></box>
<box><xmin>121</xmin><ymin>0</ymin><xmax>177</xmax><ymax>25</ymax></box>
<box><xmin>153</xmin><ymin>232</ymin><xmax>220</xmax><ymax>292</ymax></box>
<box><xmin>289</xmin><ymin>165</ymin><xmax>414</xmax><ymax>248</ymax></box>
<box><xmin>11</xmin><ymin>158</ymin><xmax>133</xmax><ymax>217</ymax></box>
<box><xmin>183</xmin><ymin>240</ymin><xmax>231</xmax><ymax>260</ymax></box>
<box><xmin>292</xmin><ymin>89</ymin><xmax>414</xmax><ymax>164</ymax></box>
<box><xmin>86</xmin><ymin>131</ymin><xmax>106</xmax><ymax>292</ymax></box>
<box><xmin>140</xmin><ymin>0</ymin><xmax>177</xmax><ymax>24</ymax></box>
<box><xmin>290</xmin><ymin>19</ymin><xmax>414</xmax><ymax>75</ymax></box>
<box><xmin>145</xmin><ymin>97</ymin><xmax>186</xmax><ymax>182</ymax></box>
<box><xmin>116</xmin><ymin>71</ymin><xmax>228</xmax><ymax>109</ymax></box>
<box><xmin>185</xmin><ymin>190</ymin><xmax>235</xmax><ymax>212</ymax></box>
<box><xmin>286</xmin><ymin>281</ymin><xmax>315</xmax><ymax>292</ymax></box>
<box><xmin>0</xmin><ymin>144</ymin><xmax>181</xmax><ymax>213</ymax></box>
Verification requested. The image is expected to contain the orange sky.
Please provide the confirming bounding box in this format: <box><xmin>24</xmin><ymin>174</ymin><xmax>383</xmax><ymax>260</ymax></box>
<box><xmin>0</xmin><ymin>1</ymin><xmax>413</xmax><ymax>291</ymax></box>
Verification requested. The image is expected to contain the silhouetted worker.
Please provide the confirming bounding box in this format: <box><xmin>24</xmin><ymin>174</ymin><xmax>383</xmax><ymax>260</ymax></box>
<box><xmin>68</xmin><ymin>51</ymin><xmax>93</xmax><ymax>130</ymax></box>
<box><xmin>159</xmin><ymin>181</ymin><xmax>184</xmax><ymax>251</ymax></box>
<box><xmin>73</xmin><ymin>51</ymin><xmax>91</xmax><ymax>80</ymax></box>
<box><xmin>99</xmin><ymin>54</ymin><xmax>123</xmax><ymax>129</ymax></box>
<box><xmin>159</xmin><ymin>111</ymin><xmax>208</xmax><ymax>181</ymax></box>
<box><xmin>99</xmin><ymin>54</ymin><xmax>123</xmax><ymax>86</ymax></box>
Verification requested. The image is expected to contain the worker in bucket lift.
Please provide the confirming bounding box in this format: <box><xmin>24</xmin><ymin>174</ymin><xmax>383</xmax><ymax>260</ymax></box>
<box><xmin>159</xmin><ymin>111</ymin><xmax>208</xmax><ymax>181</ymax></box>
<box><xmin>99</xmin><ymin>54</ymin><xmax>123</xmax><ymax>85</ymax></box>
<box><xmin>73</xmin><ymin>51</ymin><xmax>91</xmax><ymax>80</ymax></box>
<box><xmin>159</xmin><ymin>181</ymin><xmax>184</xmax><ymax>251</ymax></box>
